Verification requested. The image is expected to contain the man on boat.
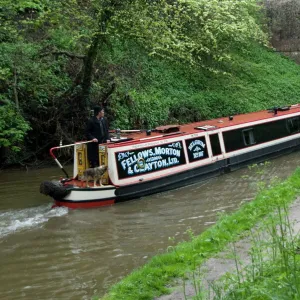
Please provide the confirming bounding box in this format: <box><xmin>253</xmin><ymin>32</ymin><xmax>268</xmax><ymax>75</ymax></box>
<box><xmin>86</xmin><ymin>106</ymin><xmax>110</xmax><ymax>167</ymax></box>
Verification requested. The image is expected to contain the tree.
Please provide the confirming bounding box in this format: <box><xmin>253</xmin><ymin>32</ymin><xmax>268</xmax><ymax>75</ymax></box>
<box><xmin>0</xmin><ymin>0</ymin><xmax>268</xmax><ymax>161</ymax></box>
<box><xmin>0</xmin><ymin>104</ymin><xmax>31</xmax><ymax>151</ymax></box>
<box><xmin>27</xmin><ymin>0</ymin><xmax>268</xmax><ymax>108</ymax></box>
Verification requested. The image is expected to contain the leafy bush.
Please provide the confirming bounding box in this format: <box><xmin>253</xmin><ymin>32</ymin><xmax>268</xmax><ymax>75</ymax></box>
<box><xmin>0</xmin><ymin>104</ymin><xmax>30</xmax><ymax>151</ymax></box>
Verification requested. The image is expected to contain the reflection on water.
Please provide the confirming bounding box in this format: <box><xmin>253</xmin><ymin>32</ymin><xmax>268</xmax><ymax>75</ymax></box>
<box><xmin>0</xmin><ymin>152</ymin><xmax>300</xmax><ymax>299</ymax></box>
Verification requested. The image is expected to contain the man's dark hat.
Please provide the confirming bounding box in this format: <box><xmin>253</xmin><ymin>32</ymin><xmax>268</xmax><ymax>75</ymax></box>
<box><xmin>94</xmin><ymin>105</ymin><xmax>103</xmax><ymax>115</ymax></box>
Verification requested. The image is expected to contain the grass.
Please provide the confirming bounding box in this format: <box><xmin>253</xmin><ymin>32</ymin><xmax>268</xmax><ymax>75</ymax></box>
<box><xmin>101</xmin><ymin>167</ymin><xmax>300</xmax><ymax>300</ymax></box>
<box><xmin>108</xmin><ymin>42</ymin><xmax>300</xmax><ymax>129</ymax></box>
<box><xmin>203</xmin><ymin>201</ymin><xmax>300</xmax><ymax>299</ymax></box>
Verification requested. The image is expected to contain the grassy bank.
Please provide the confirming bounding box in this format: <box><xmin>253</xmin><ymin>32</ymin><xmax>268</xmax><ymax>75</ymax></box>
<box><xmin>110</xmin><ymin>43</ymin><xmax>300</xmax><ymax>129</ymax></box>
<box><xmin>202</xmin><ymin>200</ymin><xmax>300</xmax><ymax>299</ymax></box>
<box><xmin>101</xmin><ymin>167</ymin><xmax>300</xmax><ymax>300</ymax></box>
<box><xmin>4</xmin><ymin>40</ymin><xmax>300</xmax><ymax>166</ymax></box>
<box><xmin>4</xmin><ymin>0</ymin><xmax>300</xmax><ymax>165</ymax></box>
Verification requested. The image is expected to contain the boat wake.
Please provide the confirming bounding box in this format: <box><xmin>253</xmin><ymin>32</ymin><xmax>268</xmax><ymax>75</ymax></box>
<box><xmin>0</xmin><ymin>204</ymin><xmax>68</xmax><ymax>238</ymax></box>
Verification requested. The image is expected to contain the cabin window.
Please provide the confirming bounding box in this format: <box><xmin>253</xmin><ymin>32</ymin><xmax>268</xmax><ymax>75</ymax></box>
<box><xmin>242</xmin><ymin>128</ymin><xmax>255</xmax><ymax>146</ymax></box>
<box><xmin>286</xmin><ymin>117</ymin><xmax>300</xmax><ymax>134</ymax></box>
<box><xmin>209</xmin><ymin>134</ymin><xmax>222</xmax><ymax>156</ymax></box>
<box><xmin>223</xmin><ymin>119</ymin><xmax>290</xmax><ymax>153</ymax></box>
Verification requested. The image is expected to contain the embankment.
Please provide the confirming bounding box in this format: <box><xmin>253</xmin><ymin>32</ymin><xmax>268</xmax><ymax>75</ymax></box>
<box><xmin>101</xmin><ymin>168</ymin><xmax>300</xmax><ymax>300</ymax></box>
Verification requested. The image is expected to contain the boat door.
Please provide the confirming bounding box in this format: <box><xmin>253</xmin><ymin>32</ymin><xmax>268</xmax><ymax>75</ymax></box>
<box><xmin>74</xmin><ymin>143</ymin><xmax>109</xmax><ymax>184</ymax></box>
<box><xmin>98</xmin><ymin>145</ymin><xmax>109</xmax><ymax>184</ymax></box>
<box><xmin>208</xmin><ymin>132</ymin><xmax>225</xmax><ymax>162</ymax></box>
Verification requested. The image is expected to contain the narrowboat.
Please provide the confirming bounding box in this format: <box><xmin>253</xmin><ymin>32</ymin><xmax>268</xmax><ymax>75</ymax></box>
<box><xmin>40</xmin><ymin>104</ymin><xmax>300</xmax><ymax>209</ymax></box>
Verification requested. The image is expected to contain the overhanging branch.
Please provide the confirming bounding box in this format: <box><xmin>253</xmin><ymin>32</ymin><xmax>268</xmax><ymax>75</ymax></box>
<box><xmin>40</xmin><ymin>50</ymin><xmax>85</xmax><ymax>60</ymax></box>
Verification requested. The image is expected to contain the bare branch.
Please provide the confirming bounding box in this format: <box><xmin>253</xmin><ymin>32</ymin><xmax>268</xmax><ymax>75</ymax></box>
<box><xmin>40</xmin><ymin>50</ymin><xmax>85</xmax><ymax>60</ymax></box>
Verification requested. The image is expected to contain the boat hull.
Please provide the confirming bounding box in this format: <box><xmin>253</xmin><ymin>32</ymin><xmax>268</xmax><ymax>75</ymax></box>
<box><xmin>115</xmin><ymin>159</ymin><xmax>226</xmax><ymax>202</ymax></box>
<box><xmin>54</xmin><ymin>136</ymin><xmax>300</xmax><ymax>209</ymax></box>
<box><xmin>114</xmin><ymin>138</ymin><xmax>300</xmax><ymax>202</ymax></box>
<box><xmin>43</xmin><ymin>104</ymin><xmax>300</xmax><ymax>209</ymax></box>
<box><xmin>54</xmin><ymin>198</ymin><xmax>115</xmax><ymax>209</ymax></box>
<box><xmin>54</xmin><ymin>186</ymin><xmax>116</xmax><ymax>209</ymax></box>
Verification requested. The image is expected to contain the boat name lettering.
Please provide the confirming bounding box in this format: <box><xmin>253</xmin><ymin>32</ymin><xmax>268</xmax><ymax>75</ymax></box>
<box><xmin>117</xmin><ymin>151</ymin><xmax>134</xmax><ymax>161</ymax></box>
<box><xmin>120</xmin><ymin>147</ymin><xmax>181</xmax><ymax>171</ymax></box>
<box><xmin>127</xmin><ymin>157</ymin><xmax>180</xmax><ymax>175</ymax></box>
<box><xmin>188</xmin><ymin>140</ymin><xmax>205</xmax><ymax>151</ymax></box>
<box><xmin>145</xmin><ymin>155</ymin><xmax>162</xmax><ymax>162</ymax></box>
<box><xmin>168</xmin><ymin>142</ymin><xmax>182</xmax><ymax>149</ymax></box>
<box><xmin>193</xmin><ymin>151</ymin><xmax>204</xmax><ymax>159</ymax></box>
<box><xmin>185</xmin><ymin>137</ymin><xmax>209</xmax><ymax>162</ymax></box>
<box><xmin>116</xmin><ymin>142</ymin><xmax>186</xmax><ymax>179</ymax></box>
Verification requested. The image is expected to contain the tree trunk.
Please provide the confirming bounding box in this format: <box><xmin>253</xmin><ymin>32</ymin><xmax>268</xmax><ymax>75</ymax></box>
<box><xmin>81</xmin><ymin>5</ymin><xmax>113</xmax><ymax>114</ymax></box>
<box><xmin>81</xmin><ymin>35</ymin><xmax>101</xmax><ymax>113</ymax></box>
<box><xmin>13</xmin><ymin>66</ymin><xmax>19</xmax><ymax>110</ymax></box>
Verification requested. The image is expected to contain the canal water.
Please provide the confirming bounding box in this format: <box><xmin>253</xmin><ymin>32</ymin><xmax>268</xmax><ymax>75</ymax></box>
<box><xmin>1</xmin><ymin>152</ymin><xmax>300</xmax><ymax>300</ymax></box>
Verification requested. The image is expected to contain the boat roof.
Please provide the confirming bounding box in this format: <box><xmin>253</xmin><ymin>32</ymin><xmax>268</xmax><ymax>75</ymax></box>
<box><xmin>108</xmin><ymin>104</ymin><xmax>300</xmax><ymax>146</ymax></box>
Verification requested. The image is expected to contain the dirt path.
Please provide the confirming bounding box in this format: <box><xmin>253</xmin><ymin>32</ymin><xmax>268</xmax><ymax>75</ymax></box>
<box><xmin>156</xmin><ymin>198</ymin><xmax>300</xmax><ymax>300</ymax></box>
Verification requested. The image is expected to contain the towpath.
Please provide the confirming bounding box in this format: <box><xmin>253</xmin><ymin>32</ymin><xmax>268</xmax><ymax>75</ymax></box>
<box><xmin>155</xmin><ymin>198</ymin><xmax>300</xmax><ymax>300</ymax></box>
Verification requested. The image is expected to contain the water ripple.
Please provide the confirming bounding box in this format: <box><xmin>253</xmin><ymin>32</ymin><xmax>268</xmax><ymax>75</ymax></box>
<box><xmin>0</xmin><ymin>205</ymin><xmax>68</xmax><ymax>238</ymax></box>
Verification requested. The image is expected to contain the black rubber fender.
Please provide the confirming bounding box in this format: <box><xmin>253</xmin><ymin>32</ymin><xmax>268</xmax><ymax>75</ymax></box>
<box><xmin>40</xmin><ymin>181</ymin><xmax>71</xmax><ymax>199</ymax></box>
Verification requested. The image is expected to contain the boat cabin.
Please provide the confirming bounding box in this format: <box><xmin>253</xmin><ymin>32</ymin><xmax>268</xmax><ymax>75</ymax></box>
<box><xmin>44</xmin><ymin>104</ymin><xmax>300</xmax><ymax>208</ymax></box>
<box><xmin>74</xmin><ymin>104</ymin><xmax>300</xmax><ymax>188</ymax></box>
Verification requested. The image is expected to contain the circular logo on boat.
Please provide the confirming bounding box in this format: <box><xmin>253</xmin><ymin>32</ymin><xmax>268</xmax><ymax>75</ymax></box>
<box><xmin>137</xmin><ymin>158</ymin><xmax>145</xmax><ymax>169</ymax></box>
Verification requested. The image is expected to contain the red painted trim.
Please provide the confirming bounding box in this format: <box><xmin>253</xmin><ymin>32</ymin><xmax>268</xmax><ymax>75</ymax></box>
<box><xmin>49</xmin><ymin>146</ymin><xmax>58</xmax><ymax>159</ymax></box>
<box><xmin>54</xmin><ymin>199</ymin><xmax>115</xmax><ymax>209</ymax></box>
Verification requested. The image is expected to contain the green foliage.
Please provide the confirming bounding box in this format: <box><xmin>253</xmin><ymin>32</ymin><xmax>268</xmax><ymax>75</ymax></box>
<box><xmin>106</xmin><ymin>42</ymin><xmax>300</xmax><ymax>130</ymax></box>
<box><xmin>0</xmin><ymin>38</ymin><xmax>72</xmax><ymax>159</ymax></box>
<box><xmin>112</xmin><ymin>0</ymin><xmax>268</xmax><ymax>67</ymax></box>
<box><xmin>0</xmin><ymin>104</ymin><xmax>30</xmax><ymax>151</ymax></box>
<box><xmin>209</xmin><ymin>204</ymin><xmax>300</xmax><ymax>299</ymax></box>
<box><xmin>0</xmin><ymin>0</ymin><xmax>300</xmax><ymax>166</ymax></box>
